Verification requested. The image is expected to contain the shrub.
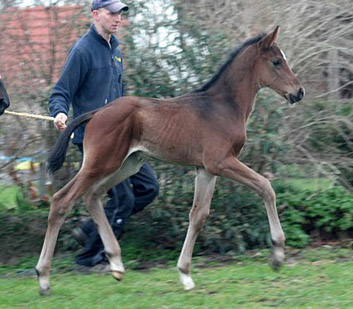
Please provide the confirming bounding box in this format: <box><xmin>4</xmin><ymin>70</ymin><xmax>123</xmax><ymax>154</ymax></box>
<box><xmin>128</xmin><ymin>168</ymin><xmax>353</xmax><ymax>253</ymax></box>
<box><xmin>278</xmin><ymin>186</ymin><xmax>353</xmax><ymax>247</ymax></box>
<box><xmin>128</xmin><ymin>164</ymin><xmax>272</xmax><ymax>254</ymax></box>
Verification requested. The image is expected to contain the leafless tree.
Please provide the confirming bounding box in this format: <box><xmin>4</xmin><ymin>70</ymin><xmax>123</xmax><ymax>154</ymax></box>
<box><xmin>179</xmin><ymin>0</ymin><xmax>353</xmax><ymax>99</ymax></box>
<box><xmin>178</xmin><ymin>0</ymin><xmax>353</xmax><ymax>189</ymax></box>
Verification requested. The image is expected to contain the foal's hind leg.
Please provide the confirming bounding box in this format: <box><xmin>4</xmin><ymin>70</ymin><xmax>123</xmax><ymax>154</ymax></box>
<box><xmin>82</xmin><ymin>193</ymin><xmax>125</xmax><ymax>280</ymax></box>
<box><xmin>210</xmin><ymin>157</ymin><xmax>285</xmax><ymax>269</ymax></box>
<box><xmin>177</xmin><ymin>168</ymin><xmax>217</xmax><ymax>290</ymax></box>
<box><xmin>36</xmin><ymin>173</ymin><xmax>94</xmax><ymax>295</ymax></box>
<box><xmin>82</xmin><ymin>152</ymin><xmax>145</xmax><ymax>281</ymax></box>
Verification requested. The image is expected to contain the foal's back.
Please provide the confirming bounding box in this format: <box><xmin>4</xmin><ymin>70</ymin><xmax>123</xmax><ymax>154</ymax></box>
<box><xmin>83</xmin><ymin>93</ymin><xmax>245</xmax><ymax>168</ymax></box>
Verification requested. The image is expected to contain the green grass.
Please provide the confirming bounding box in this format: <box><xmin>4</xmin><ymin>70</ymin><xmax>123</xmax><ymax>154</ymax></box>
<box><xmin>1</xmin><ymin>248</ymin><xmax>353</xmax><ymax>308</ymax></box>
<box><xmin>0</xmin><ymin>185</ymin><xmax>19</xmax><ymax>210</ymax></box>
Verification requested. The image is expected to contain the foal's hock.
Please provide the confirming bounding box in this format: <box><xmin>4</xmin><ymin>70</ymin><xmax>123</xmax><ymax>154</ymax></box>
<box><xmin>36</xmin><ymin>26</ymin><xmax>304</xmax><ymax>295</ymax></box>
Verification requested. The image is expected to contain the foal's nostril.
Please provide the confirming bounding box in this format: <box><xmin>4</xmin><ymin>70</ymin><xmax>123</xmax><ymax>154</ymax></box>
<box><xmin>287</xmin><ymin>87</ymin><xmax>305</xmax><ymax>104</ymax></box>
<box><xmin>297</xmin><ymin>87</ymin><xmax>305</xmax><ymax>101</ymax></box>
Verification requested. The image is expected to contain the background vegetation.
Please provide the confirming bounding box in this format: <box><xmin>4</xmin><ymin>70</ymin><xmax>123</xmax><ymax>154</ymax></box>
<box><xmin>0</xmin><ymin>0</ymin><xmax>352</xmax><ymax>262</ymax></box>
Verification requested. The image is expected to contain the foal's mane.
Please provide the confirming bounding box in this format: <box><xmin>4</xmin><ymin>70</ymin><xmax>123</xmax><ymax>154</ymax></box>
<box><xmin>194</xmin><ymin>33</ymin><xmax>266</xmax><ymax>93</ymax></box>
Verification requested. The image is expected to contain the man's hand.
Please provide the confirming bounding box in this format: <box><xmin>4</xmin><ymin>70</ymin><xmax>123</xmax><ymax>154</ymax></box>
<box><xmin>54</xmin><ymin>113</ymin><xmax>68</xmax><ymax>131</ymax></box>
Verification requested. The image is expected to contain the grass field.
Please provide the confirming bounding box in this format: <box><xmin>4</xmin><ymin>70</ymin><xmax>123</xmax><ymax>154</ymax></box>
<box><xmin>0</xmin><ymin>248</ymin><xmax>352</xmax><ymax>308</ymax></box>
<box><xmin>0</xmin><ymin>185</ymin><xmax>18</xmax><ymax>210</ymax></box>
<box><xmin>0</xmin><ymin>179</ymin><xmax>351</xmax><ymax>308</ymax></box>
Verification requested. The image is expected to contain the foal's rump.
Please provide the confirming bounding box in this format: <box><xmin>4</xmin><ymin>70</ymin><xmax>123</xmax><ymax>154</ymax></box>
<box><xmin>47</xmin><ymin>97</ymin><xmax>142</xmax><ymax>174</ymax></box>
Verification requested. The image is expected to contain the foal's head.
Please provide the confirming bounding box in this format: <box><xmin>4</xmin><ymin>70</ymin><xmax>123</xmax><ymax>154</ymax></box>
<box><xmin>0</xmin><ymin>77</ymin><xmax>10</xmax><ymax>115</ymax></box>
<box><xmin>254</xmin><ymin>26</ymin><xmax>305</xmax><ymax>104</ymax></box>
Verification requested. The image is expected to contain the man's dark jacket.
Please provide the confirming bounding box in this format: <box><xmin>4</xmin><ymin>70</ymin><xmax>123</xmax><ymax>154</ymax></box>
<box><xmin>49</xmin><ymin>25</ymin><xmax>124</xmax><ymax>144</ymax></box>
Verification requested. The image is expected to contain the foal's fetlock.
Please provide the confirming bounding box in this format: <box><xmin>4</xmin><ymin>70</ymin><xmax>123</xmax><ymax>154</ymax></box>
<box><xmin>36</xmin><ymin>268</ymin><xmax>52</xmax><ymax>296</ymax></box>
<box><xmin>107</xmin><ymin>252</ymin><xmax>125</xmax><ymax>282</ymax></box>
<box><xmin>271</xmin><ymin>241</ymin><xmax>285</xmax><ymax>271</ymax></box>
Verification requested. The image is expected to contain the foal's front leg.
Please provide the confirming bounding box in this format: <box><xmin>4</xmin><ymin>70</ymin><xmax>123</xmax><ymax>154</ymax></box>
<box><xmin>210</xmin><ymin>157</ymin><xmax>285</xmax><ymax>268</ymax></box>
<box><xmin>177</xmin><ymin>168</ymin><xmax>217</xmax><ymax>290</ymax></box>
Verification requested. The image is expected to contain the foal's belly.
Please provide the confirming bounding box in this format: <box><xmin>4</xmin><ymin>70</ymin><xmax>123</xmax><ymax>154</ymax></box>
<box><xmin>129</xmin><ymin>141</ymin><xmax>204</xmax><ymax>167</ymax></box>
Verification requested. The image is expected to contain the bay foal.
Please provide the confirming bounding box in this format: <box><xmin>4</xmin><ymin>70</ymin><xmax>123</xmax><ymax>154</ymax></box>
<box><xmin>36</xmin><ymin>26</ymin><xmax>304</xmax><ymax>295</ymax></box>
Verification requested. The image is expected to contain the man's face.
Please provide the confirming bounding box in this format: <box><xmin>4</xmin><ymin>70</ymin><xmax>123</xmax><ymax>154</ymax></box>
<box><xmin>94</xmin><ymin>8</ymin><xmax>122</xmax><ymax>35</ymax></box>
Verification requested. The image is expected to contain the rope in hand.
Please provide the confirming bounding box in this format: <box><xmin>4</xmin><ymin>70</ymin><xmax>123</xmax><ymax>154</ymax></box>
<box><xmin>4</xmin><ymin>110</ymin><xmax>74</xmax><ymax>138</ymax></box>
<box><xmin>4</xmin><ymin>110</ymin><xmax>54</xmax><ymax>121</ymax></box>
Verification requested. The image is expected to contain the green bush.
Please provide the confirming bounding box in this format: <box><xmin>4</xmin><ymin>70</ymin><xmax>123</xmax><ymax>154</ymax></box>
<box><xmin>1</xmin><ymin>175</ymin><xmax>351</xmax><ymax>261</ymax></box>
<box><xmin>278</xmin><ymin>186</ymin><xmax>353</xmax><ymax>247</ymax></box>
<box><xmin>128</xmin><ymin>169</ymin><xmax>353</xmax><ymax>253</ymax></box>
<box><xmin>128</xmin><ymin>163</ymin><xmax>271</xmax><ymax>254</ymax></box>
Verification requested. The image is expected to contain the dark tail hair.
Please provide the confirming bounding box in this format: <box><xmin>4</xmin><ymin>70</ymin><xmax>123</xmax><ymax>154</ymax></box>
<box><xmin>47</xmin><ymin>110</ymin><xmax>97</xmax><ymax>175</ymax></box>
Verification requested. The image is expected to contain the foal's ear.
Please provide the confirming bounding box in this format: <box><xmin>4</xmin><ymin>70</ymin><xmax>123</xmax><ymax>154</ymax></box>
<box><xmin>259</xmin><ymin>26</ymin><xmax>280</xmax><ymax>50</ymax></box>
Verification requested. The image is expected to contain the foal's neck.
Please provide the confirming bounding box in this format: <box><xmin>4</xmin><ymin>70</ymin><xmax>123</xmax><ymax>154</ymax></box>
<box><xmin>213</xmin><ymin>55</ymin><xmax>259</xmax><ymax>121</ymax></box>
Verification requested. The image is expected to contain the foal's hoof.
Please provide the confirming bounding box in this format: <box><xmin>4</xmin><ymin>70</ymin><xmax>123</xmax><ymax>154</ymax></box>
<box><xmin>112</xmin><ymin>271</ymin><xmax>124</xmax><ymax>281</ymax></box>
<box><xmin>271</xmin><ymin>259</ymin><xmax>283</xmax><ymax>271</ymax></box>
<box><xmin>179</xmin><ymin>273</ymin><xmax>195</xmax><ymax>291</ymax></box>
<box><xmin>39</xmin><ymin>287</ymin><xmax>51</xmax><ymax>296</ymax></box>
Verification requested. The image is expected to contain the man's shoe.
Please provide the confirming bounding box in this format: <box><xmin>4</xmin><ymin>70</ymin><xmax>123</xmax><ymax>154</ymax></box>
<box><xmin>72</xmin><ymin>227</ymin><xmax>88</xmax><ymax>247</ymax></box>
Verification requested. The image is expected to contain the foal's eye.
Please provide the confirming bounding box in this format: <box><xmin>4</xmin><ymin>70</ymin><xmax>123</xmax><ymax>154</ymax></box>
<box><xmin>272</xmin><ymin>59</ymin><xmax>282</xmax><ymax>68</ymax></box>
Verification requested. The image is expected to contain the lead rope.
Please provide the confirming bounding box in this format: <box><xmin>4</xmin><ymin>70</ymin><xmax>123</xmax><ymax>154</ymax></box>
<box><xmin>4</xmin><ymin>109</ymin><xmax>74</xmax><ymax>139</ymax></box>
<box><xmin>4</xmin><ymin>110</ymin><xmax>54</xmax><ymax>121</ymax></box>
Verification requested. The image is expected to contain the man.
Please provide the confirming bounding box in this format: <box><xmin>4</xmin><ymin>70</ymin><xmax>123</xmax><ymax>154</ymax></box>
<box><xmin>0</xmin><ymin>75</ymin><xmax>10</xmax><ymax>115</ymax></box>
<box><xmin>49</xmin><ymin>0</ymin><xmax>159</xmax><ymax>270</ymax></box>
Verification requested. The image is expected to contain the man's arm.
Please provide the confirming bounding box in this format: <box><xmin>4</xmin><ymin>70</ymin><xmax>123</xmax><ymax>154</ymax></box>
<box><xmin>49</xmin><ymin>48</ymin><xmax>88</xmax><ymax>131</ymax></box>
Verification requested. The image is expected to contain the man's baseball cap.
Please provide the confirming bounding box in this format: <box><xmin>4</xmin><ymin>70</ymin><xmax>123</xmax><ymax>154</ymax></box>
<box><xmin>91</xmin><ymin>0</ymin><xmax>129</xmax><ymax>13</ymax></box>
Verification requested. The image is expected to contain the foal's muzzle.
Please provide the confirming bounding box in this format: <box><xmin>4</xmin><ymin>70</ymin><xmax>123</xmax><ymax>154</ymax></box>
<box><xmin>286</xmin><ymin>87</ymin><xmax>305</xmax><ymax>104</ymax></box>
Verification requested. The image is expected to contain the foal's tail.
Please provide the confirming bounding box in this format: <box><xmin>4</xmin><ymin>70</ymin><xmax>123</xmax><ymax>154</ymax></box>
<box><xmin>47</xmin><ymin>110</ymin><xmax>97</xmax><ymax>175</ymax></box>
